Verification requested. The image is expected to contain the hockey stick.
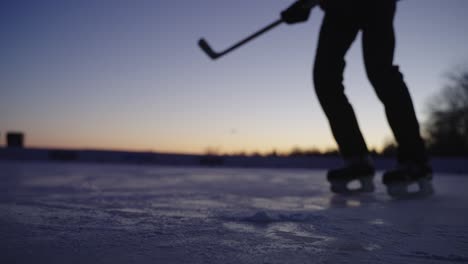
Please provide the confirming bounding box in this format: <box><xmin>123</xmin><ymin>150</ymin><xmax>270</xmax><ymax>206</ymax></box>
<box><xmin>198</xmin><ymin>0</ymin><xmax>319</xmax><ymax>60</ymax></box>
<box><xmin>198</xmin><ymin>19</ymin><xmax>283</xmax><ymax>60</ymax></box>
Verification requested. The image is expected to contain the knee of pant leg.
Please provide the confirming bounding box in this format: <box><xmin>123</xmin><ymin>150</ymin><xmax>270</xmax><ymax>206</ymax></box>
<box><xmin>313</xmin><ymin>72</ymin><xmax>335</xmax><ymax>103</ymax></box>
<box><xmin>366</xmin><ymin>66</ymin><xmax>404</xmax><ymax>102</ymax></box>
<box><xmin>313</xmin><ymin>61</ymin><xmax>345</xmax><ymax>99</ymax></box>
<box><xmin>366</xmin><ymin>65</ymin><xmax>403</xmax><ymax>84</ymax></box>
<box><xmin>367</xmin><ymin>71</ymin><xmax>387</xmax><ymax>94</ymax></box>
<box><xmin>313</xmin><ymin>76</ymin><xmax>345</xmax><ymax>111</ymax></box>
<box><xmin>313</xmin><ymin>67</ymin><xmax>328</xmax><ymax>93</ymax></box>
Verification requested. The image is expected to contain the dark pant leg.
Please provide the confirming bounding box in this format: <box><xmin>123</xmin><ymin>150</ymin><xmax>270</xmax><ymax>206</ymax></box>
<box><xmin>313</xmin><ymin>10</ymin><xmax>368</xmax><ymax>159</ymax></box>
<box><xmin>361</xmin><ymin>1</ymin><xmax>428</xmax><ymax>163</ymax></box>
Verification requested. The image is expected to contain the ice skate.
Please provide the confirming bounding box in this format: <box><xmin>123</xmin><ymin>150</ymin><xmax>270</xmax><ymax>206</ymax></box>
<box><xmin>383</xmin><ymin>162</ymin><xmax>434</xmax><ymax>199</ymax></box>
<box><xmin>327</xmin><ymin>157</ymin><xmax>375</xmax><ymax>194</ymax></box>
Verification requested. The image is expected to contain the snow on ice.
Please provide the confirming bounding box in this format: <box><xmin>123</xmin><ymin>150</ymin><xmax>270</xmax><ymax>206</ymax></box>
<box><xmin>1</xmin><ymin>161</ymin><xmax>467</xmax><ymax>263</ymax></box>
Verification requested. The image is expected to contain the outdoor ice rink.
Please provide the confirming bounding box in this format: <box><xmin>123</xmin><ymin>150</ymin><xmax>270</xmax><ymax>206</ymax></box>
<box><xmin>1</xmin><ymin>161</ymin><xmax>467</xmax><ymax>263</ymax></box>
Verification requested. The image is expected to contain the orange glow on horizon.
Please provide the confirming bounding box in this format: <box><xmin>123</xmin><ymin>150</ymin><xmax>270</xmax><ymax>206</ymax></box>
<box><xmin>1</xmin><ymin>133</ymin><xmax>390</xmax><ymax>156</ymax></box>
<box><xmin>0</xmin><ymin>120</ymin><xmax>392</xmax><ymax>155</ymax></box>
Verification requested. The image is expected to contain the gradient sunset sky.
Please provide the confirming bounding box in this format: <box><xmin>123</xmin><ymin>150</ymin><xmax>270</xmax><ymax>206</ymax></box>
<box><xmin>1</xmin><ymin>0</ymin><xmax>468</xmax><ymax>154</ymax></box>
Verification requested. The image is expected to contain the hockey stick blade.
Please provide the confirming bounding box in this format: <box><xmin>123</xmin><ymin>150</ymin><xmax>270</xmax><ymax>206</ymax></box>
<box><xmin>198</xmin><ymin>38</ymin><xmax>221</xmax><ymax>60</ymax></box>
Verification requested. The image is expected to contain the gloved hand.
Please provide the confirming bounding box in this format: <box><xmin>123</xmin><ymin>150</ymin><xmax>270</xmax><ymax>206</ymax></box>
<box><xmin>281</xmin><ymin>0</ymin><xmax>313</xmax><ymax>24</ymax></box>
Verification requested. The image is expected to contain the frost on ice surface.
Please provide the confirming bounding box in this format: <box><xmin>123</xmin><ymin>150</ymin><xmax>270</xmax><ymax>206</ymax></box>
<box><xmin>1</xmin><ymin>161</ymin><xmax>468</xmax><ymax>263</ymax></box>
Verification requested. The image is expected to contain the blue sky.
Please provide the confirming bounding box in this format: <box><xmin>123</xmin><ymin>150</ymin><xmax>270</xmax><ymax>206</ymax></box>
<box><xmin>1</xmin><ymin>0</ymin><xmax>468</xmax><ymax>154</ymax></box>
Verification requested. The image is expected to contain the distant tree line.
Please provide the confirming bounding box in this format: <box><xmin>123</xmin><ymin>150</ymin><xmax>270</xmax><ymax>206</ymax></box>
<box><xmin>424</xmin><ymin>67</ymin><xmax>468</xmax><ymax>156</ymax></box>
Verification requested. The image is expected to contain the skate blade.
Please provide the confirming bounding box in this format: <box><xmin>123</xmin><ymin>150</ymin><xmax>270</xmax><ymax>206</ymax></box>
<box><xmin>330</xmin><ymin>177</ymin><xmax>375</xmax><ymax>195</ymax></box>
<box><xmin>386</xmin><ymin>178</ymin><xmax>434</xmax><ymax>199</ymax></box>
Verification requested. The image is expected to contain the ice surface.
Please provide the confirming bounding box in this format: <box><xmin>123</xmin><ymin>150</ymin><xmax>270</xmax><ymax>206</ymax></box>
<box><xmin>1</xmin><ymin>161</ymin><xmax>468</xmax><ymax>263</ymax></box>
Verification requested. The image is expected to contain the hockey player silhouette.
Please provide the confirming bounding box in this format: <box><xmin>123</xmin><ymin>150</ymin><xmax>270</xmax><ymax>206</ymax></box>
<box><xmin>281</xmin><ymin>0</ymin><xmax>434</xmax><ymax>198</ymax></box>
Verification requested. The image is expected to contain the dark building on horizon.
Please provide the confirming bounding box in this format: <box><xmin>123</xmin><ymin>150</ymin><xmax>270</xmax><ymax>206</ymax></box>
<box><xmin>7</xmin><ymin>132</ymin><xmax>24</xmax><ymax>148</ymax></box>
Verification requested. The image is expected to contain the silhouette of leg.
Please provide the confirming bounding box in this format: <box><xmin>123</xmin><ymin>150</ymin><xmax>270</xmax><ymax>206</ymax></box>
<box><xmin>361</xmin><ymin>2</ymin><xmax>427</xmax><ymax>164</ymax></box>
<box><xmin>314</xmin><ymin>10</ymin><xmax>368</xmax><ymax>159</ymax></box>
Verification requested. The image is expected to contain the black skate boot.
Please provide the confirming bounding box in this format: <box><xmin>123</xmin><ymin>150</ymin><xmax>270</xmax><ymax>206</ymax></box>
<box><xmin>383</xmin><ymin>162</ymin><xmax>434</xmax><ymax>199</ymax></box>
<box><xmin>327</xmin><ymin>157</ymin><xmax>375</xmax><ymax>194</ymax></box>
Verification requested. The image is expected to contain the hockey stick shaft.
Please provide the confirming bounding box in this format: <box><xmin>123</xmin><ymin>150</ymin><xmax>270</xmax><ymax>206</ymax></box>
<box><xmin>217</xmin><ymin>19</ymin><xmax>283</xmax><ymax>57</ymax></box>
<box><xmin>199</xmin><ymin>19</ymin><xmax>283</xmax><ymax>60</ymax></box>
<box><xmin>198</xmin><ymin>0</ymin><xmax>319</xmax><ymax>60</ymax></box>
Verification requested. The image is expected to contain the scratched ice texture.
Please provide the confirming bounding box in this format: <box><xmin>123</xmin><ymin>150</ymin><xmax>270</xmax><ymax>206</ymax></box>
<box><xmin>1</xmin><ymin>161</ymin><xmax>467</xmax><ymax>263</ymax></box>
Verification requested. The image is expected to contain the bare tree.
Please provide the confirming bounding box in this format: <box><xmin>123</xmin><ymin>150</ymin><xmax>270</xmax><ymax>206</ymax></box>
<box><xmin>425</xmin><ymin>67</ymin><xmax>468</xmax><ymax>156</ymax></box>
